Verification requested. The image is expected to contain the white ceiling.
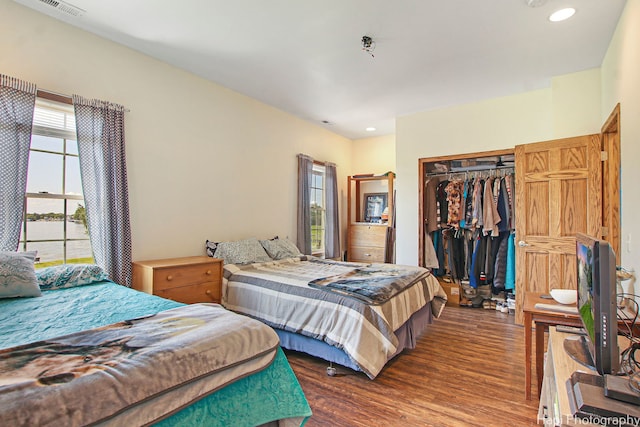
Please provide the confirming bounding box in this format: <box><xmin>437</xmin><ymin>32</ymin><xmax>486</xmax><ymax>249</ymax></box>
<box><xmin>14</xmin><ymin>0</ymin><xmax>627</xmax><ymax>139</ymax></box>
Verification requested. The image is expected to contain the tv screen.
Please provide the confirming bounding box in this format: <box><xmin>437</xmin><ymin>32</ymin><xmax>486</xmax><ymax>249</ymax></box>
<box><xmin>575</xmin><ymin>233</ymin><xmax>619</xmax><ymax>375</ymax></box>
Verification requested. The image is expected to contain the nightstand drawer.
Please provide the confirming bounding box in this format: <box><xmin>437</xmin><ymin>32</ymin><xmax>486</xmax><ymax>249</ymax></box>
<box><xmin>155</xmin><ymin>281</ymin><xmax>221</xmax><ymax>304</ymax></box>
<box><xmin>153</xmin><ymin>263</ymin><xmax>222</xmax><ymax>291</ymax></box>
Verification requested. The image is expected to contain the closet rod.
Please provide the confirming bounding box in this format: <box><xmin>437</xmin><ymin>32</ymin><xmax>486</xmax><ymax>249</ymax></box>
<box><xmin>425</xmin><ymin>165</ymin><xmax>514</xmax><ymax>177</ymax></box>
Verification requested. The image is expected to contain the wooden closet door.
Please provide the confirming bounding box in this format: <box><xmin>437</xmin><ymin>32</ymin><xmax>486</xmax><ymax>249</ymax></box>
<box><xmin>514</xmin><ymin>134</ymin><xmax>602</xmax><ymax>324</ymax></box>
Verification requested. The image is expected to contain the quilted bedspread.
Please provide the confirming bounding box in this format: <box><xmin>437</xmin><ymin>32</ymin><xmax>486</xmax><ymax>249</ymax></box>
<box><xmin>0</xmin><ymin>303</ymin><xmax>280</xmax><ymax>427</ymax></box>
<box><xmin>0</xmin><ymin>281</ymin><xmax>311</xmax><ymax>427</ymax></box>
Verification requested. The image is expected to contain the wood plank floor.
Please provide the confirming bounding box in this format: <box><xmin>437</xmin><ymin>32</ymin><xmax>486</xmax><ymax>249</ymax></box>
<box><xmin>284</xmin><ymin>305</ymin><xmax>541</xmax><ymax>427</ymax></box>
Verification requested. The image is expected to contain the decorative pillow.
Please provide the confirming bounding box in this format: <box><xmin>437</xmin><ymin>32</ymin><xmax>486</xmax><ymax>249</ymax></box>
<box><xmin>211</xmin><ymin>238</ymin><xmax>272</xmax><ymax>265</ymax></box>
<box><xmin>0</xmin><ymin>251</ymin><xmax>41</xmax><ymax>298</ymax></box>
<box><xmin>260</xmin><ymin>237</ymin><xmax>303</xmax><ymax>260</ymax></box>
<box><xmin>205</xmin><ymin>240</ymin><xmax>218</xmax><ymax>257</ymax></box>
<box><xmin>36</xmin><ymin>264</ymin><xmax>109</xmax><ymax>291</ymax></box>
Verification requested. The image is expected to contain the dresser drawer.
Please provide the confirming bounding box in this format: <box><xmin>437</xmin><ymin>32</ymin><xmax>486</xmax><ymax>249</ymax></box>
<box><xmin>349</xmin><ymin>246</ymin><xmax>385</xmax><ymax>263</ymax></box>
<box><xmin>153</xmin><ymin>262</ymin><xmax>222</xmax><ymax>291</ymax></box>
<box><xmin>155</xmin><ymin>281</ymin><xmax>221</xmax><ymax>304</ymax></box>
<box><xmin>349</xmin><ymin>224</ymin><xmax>387</xmax><ymax>247</ymax></box>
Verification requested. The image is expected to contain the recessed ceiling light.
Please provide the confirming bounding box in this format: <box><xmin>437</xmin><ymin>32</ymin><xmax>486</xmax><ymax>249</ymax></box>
<box><xmin>549</xmin><ymin>7</ymin><xmax>576</xmax><ymax>22</ymax></box>
<box><xmin>365</xmin><ymin>127</ymin><xmax>376</xmax><ymax>132</ymax></box>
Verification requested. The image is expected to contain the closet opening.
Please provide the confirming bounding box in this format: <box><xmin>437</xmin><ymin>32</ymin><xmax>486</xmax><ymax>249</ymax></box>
<box><xmin>419</xmin><ymin>149</ymin><xmax>516</xmax><ymax>316</ymax></box>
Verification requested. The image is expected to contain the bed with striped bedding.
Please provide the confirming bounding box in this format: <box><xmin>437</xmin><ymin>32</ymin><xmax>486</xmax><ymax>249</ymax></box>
<box><xmin>223</xmin><ymin>256</ymin><xmax>447</xmax><ymax>379</ymax></box>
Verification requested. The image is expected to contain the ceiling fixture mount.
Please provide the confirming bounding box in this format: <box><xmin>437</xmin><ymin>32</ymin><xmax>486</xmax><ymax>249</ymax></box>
<box><xmin>365</xmin><ymin>127</ymin><xmax>376</xmax><ymax>132</ymax></box>
<box><xmin>549</xmin><ymin>7</ymin><xmax>576</xmax><ymax>22</ymax></box>
<box><xmin>524</xmin><ymin>0</ymin><xmax>547</xmax><ymax>7</ymax></box>
<box><xmin>361</xmin><ymin>36</ymin><xmax>375</xmax><ymax>58</ymax></box>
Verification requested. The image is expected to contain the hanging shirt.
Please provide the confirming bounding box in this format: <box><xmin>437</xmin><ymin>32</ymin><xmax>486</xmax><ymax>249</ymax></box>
<box><xmin>424</xmin><ymin>177</ymin><xmax>441</xmax><ymax>234</ymax></box>
<box><xmin>482</xmin><ymin>177</ymin><xmax>501</xmax><ymax>237</ymax></box>
<box><xmin>504</xmin><ymin>173</ymin><xmax>515</xmax><ymax>231</ymax></box>
<box><xmin>505</xmin><ymin>232</ymin><xmax>516</xmax><ymax>291</ymax></box>
<box><xmin>496</xmin><ymin>178</ymin><xmax>510</xmax><ymax>233</ymax></box>
<box><xmin>436</xmin><ymin>180</ymin><xmax>449</xmax><ymax>228</ymax></box>
<box><xmin>423</xmin><ymin>230</ymin><xmax>440</xmax><ymax>269</ymax></box>
<box><xmin>445</xmin><ymin>180</ymin><xmax>464</xmax><ymax>229</ymax></box>
<box><xmin>472</xmin><ymin>178</ymin><xmax>484</xmax><ymax>229</ymax></box>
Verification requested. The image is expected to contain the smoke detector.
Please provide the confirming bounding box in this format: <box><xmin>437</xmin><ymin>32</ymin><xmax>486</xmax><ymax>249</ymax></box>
<box><xmin>35</xmin><ymin>0</ymin><xmax>85</xmax><ymax>17</ymax></box>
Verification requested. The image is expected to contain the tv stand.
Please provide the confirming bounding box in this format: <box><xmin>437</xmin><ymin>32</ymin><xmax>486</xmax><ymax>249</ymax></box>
<box><xmin>540</xmin><ymin>327</ymin><xmax>635</xmax><ymax>426</ymax></box>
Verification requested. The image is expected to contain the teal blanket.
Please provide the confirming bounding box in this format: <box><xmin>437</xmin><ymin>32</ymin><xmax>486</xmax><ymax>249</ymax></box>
<box><xmin>0</xmin><ymin>281</ymin><xmax>311</xmax><ymax>426</ymax></box>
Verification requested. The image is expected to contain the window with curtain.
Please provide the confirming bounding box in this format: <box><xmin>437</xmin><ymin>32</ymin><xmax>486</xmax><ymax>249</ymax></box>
<box><xmin>310</xmin><ymin>163</ymin><xmax>326</xmax><ymax>255</ymax></box>
<box><xmin>297</xmin><ymin>153</ymin><xmax>340</xmax><ymax>259</ymax></box>
<box><xmin>19</xmin><ymin>98</ymin><xmax>93</xmax><ymax>267</ymax></box>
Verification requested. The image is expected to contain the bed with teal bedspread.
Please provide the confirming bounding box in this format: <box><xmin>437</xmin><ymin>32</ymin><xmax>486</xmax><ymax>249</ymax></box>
<box><xmin>0</xmin><ymin>280</ymin><xmax>311</xmax><ymax>427</ymax></box>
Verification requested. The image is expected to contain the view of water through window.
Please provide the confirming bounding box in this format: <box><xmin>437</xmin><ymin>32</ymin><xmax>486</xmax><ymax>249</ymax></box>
<box><xmin>20</xmin><ymin>220</ymin><xmax>92</xmax><ymax>265</ymax></box>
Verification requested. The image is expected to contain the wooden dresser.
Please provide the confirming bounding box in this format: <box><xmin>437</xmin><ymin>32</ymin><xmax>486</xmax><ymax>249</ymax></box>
<box><xmin>346</xmin><ymin>172</ymin><xmax>394</xmax><ymax>263</ymax></box>
<box><xmin>348</xmin><ymin>223</ymin><xmax>387</xmax><ymax>262</ymax></box>
<box><xmin>132</xmin><ymin>256</ymin><xmax>222</xmax><ymax>304</ymax></box>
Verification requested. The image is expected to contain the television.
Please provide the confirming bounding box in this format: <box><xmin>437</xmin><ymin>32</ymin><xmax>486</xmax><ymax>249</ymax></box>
<box><xmin>564</xmin><ymin>233</ymin><xmax>620</xmax><ymax>375</ymax></box>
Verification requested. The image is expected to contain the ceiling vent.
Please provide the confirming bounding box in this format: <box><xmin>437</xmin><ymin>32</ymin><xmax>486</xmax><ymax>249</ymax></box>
<box><xmin>36</xmin><ymin>0</ymin><xmax>85</xmax><ymax>17</ymax></box>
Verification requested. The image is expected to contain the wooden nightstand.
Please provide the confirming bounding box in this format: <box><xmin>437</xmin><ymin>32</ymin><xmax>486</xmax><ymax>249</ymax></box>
<box><xmin>132</xmin><ymin>256</ymin><xmax>223</xmax><ymax>304</ymax></box>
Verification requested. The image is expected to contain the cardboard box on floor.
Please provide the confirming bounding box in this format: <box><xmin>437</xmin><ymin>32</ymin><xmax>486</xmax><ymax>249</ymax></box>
<box><xmin>439</xmin><ymin>279</ymin><xmax>460</xmax><ymax>306</ymax></box>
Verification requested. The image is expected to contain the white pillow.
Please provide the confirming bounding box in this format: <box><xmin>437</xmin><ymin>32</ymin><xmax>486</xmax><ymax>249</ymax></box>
<box><xmin>0</xmin><ymin>251</ymin><xmax>42</xmax><ymax>298</ymax></box>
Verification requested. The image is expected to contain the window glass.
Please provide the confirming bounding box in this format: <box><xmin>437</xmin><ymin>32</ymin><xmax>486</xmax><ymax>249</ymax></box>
<box><xmin>26</xmin><ymin>150</ymin><xmax>63</xmax><ymax>194</ymax></box>
<box><xmin>310</xmin><ymin>165</ymin><xmax>326</xmax><ymax>254</ymax></box>
<box><xmin>20</xmin><ymin>98</ymin><xmax>92</xmax><ymax>267</ymax></box>
<box><xmin>22</xmin><ymin>199</ymin><xmax>65</xmax><ymax>240</ymax></box>
<box><xmin>65</xmin><ymin>155</ymin><xmax>83</xmax><ymax>195</ymax></box>
<box><xmin>30</xmin><ymin>134</ymin><xmax>63</xmax><ymax>153</ymax></box>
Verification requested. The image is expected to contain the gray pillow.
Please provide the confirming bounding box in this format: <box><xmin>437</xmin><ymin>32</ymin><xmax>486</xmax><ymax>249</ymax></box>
<box><xmin>260</xmin><ymin>237</ymin><xmax>302</xmax><ymax>260</ymax></box>
<box><xmin>0</xmin><ymin>251</ymin><xmax>42</xmax><ymax>298</ymax></box>
<box><xmin>212</xmin><ymin>238</ymin><xmax>272</xmax><ymax>265</ymax></box>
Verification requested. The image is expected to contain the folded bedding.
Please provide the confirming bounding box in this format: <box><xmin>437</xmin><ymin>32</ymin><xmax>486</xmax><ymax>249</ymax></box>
<box><xmin>308</xmin><ymin>263</ymin><xmax>430</xmax><ymax>305</ymax></box>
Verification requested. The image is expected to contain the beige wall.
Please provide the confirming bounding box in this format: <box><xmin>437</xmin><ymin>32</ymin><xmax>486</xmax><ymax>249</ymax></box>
<box><xmin>601</xmin><ymin>1</ymin><xmax>640</xmax><ymax>272</ymax></box>
<box><xmin>351</xmin><ymin>134</ymin><xmax>396</xmax><ymax>176</ymax></box>
<box><xmin>2</xmin><ymin>0</ymin><xmax>636</xmax><ymax>273</ymax></box>
<box><xmin>350</xmin><ymin>134</ymin><xmax>396</xmax><ymax>214</ymax></box>
<box><xmin>0</xmin><ymin>0</ymin><xmax>351</xmax><ymax>261</ymax></box>
<box><xmin>395</xmin><ymin>68</ymin><xmax>602</xmax><ymax>265</ymax></box>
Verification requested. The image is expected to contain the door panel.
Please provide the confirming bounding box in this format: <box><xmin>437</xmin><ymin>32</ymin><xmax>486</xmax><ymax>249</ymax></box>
<box><xmin>515</xmin><ymin>134</ymin><xmax>601</xmax><ymax>324</ymax></box>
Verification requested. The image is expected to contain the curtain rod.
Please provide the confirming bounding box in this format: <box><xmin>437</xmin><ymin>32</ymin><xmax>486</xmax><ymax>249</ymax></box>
<box><xmin>37</xmin><ymin>89</ymin><xmax>131</xmax><ymax>112</ymax></box>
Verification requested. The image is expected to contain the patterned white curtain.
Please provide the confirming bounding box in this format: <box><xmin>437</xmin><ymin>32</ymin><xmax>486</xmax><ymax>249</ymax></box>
<box><xmin>0</xmin><ymin>75</ymin><xmax>37</xmax><ymax>251</ymax></box>
<box><xmin>72</xmin><ymin>95</ymin><xmax>132</xmax><ymax>286</ymax></box>
<box><xmin>296</xmin><ymin>154</ymin><xmax>313</xmax><ymax>255</ymax></box>
<box><xmin>324</xmin><ymin>162</ymin><xmax>340</xmax><ymax>259</ymax></box>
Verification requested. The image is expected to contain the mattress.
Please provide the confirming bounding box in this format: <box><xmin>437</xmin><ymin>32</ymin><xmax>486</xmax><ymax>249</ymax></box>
<box><xmin>0</xmin><ymin>280</ymin><xmax>311</xmax><ymax>427</ymax></box>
